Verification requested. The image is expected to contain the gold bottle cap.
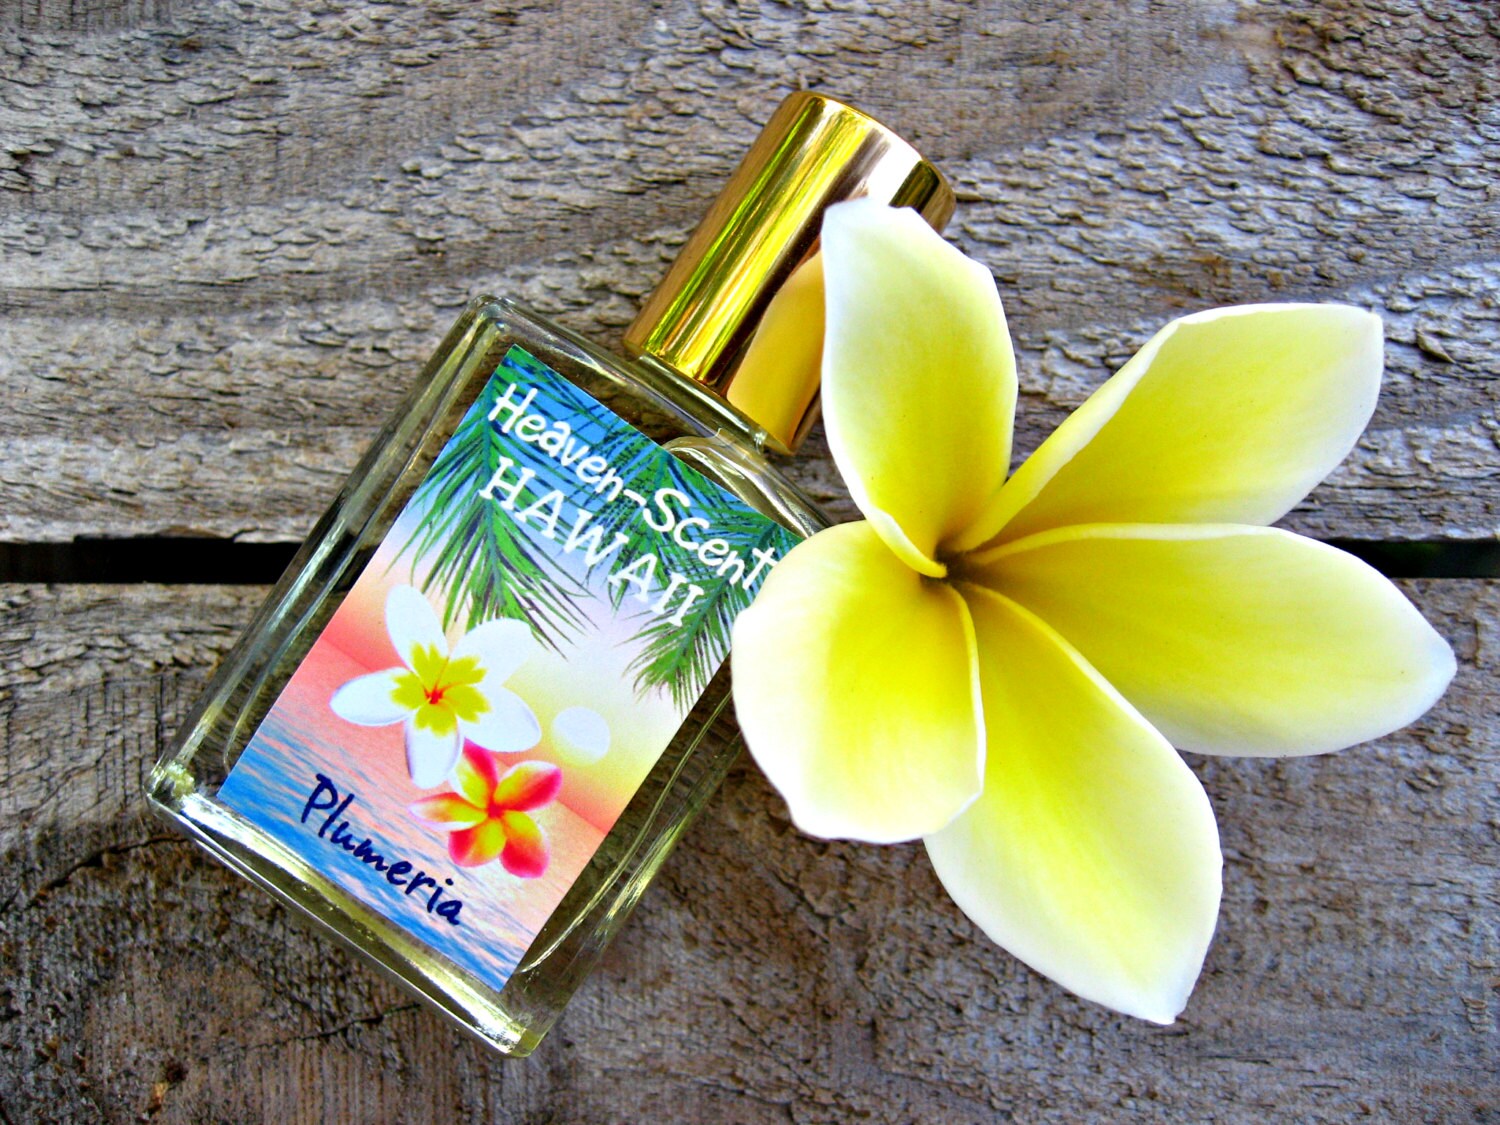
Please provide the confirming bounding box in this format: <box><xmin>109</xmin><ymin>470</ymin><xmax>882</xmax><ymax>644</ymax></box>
<box><xmin>623</xmin><ymin>92</ymin><xmax>954</xmax><ymax>454</ymax></box>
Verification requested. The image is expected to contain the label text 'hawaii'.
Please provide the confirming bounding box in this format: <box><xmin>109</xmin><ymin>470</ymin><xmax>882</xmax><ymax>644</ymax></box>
<box><xmin>479</xmin><ymin>382</ymin><xmax>781</xmax><ymax>625</ymax></box>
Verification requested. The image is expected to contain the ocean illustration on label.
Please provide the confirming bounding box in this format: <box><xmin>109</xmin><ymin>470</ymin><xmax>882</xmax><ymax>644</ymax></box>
<box><xmin>218</xmin><ymin>345</ymin><xmax>799</xmax><ymax>990</ymax></box>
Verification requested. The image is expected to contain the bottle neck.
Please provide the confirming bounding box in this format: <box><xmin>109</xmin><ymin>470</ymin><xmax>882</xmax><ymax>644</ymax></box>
<box><xmin>664</xmin><ymin>435</ymin><xmax>829</xmax><ymax>538</ymax></box>
<box><xmin>626</xmin><ymin>351</ymin><xmax>795</xmax><ymax>458</ymax></box>
<box><xmin>627</xmin><ymin>248</ymin><xmax>826</xmax><ymax>455</ymax></box>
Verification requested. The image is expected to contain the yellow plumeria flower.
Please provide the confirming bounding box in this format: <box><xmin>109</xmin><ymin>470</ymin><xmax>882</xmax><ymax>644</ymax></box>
<box><xmin>331</xmin><ymin>585</ymin><xmax>542</xmax><ymax>788</ymax></box>
<box><xmin>390</xmin><ymin>644</ymin><xmax>488</xmax><ymax>737</ymax></box>
<box><xmin>730</xmin><ymin>200</ymin><xmax>1455</xmax><ymax>1024</ymax></box>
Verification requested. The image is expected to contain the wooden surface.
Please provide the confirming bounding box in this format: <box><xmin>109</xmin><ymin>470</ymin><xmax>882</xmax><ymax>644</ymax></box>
<box><xmin>1</xmin><ymin>1</ymin><xmax>1495</xmax><ymax>1121</ymax></box>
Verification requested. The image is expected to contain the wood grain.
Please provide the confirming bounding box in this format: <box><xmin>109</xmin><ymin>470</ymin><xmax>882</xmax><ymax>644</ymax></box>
<box><xmin>0</xmin><ymin>0</ymin><xmax>1495</xmax><ymax>543</ymax></box>
<box><xmin>2</xmin><ymin>0</ymin><xmax>1496</xmax><ymax>1121</ymax></box>
<box><xmin>0</xmin><ymin>581</ymin><xmax>1495</xmax><ymax>1123</ymax></box>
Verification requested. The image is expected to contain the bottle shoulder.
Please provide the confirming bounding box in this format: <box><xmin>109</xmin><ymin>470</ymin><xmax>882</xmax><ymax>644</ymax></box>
<box><xmin>462</xmin><ymin>295</ymin><xmax>784</xmax><ymax>461</ymax></box>
<box><xmin>663</xmin><ymin>435</ymin><xmax>829</xmax><ymax>538</ymax></box>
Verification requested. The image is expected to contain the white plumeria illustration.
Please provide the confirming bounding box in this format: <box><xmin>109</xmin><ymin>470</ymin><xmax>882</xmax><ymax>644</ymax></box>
<box><xmin>330</xmin><ymin>585</ymin><xmax>542</xmax><ymax>788</ymax></box>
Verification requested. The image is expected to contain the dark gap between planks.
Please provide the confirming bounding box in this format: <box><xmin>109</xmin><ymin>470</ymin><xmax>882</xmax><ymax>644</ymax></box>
<box><xmin>0</xmin><ymin>536</ymin><xmax>1495</xmax><ymax>584</ymax></box>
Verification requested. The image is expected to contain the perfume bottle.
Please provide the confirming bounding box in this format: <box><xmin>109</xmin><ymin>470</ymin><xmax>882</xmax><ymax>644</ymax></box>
<box><xmin>148</xmin><ymin>92</ymin><xmax>953</xmax><ymax>1056</ymax></box>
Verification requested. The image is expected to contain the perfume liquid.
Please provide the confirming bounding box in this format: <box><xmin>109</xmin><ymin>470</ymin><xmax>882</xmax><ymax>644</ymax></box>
<box><xmin>148</xmin><ymin>92</ymin><xmax>952</xmax><ymax>1056</ymax></box>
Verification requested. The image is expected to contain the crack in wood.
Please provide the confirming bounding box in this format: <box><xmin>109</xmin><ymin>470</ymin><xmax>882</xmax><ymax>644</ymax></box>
<box><xmin>238</xmin><ymin>1003</ymin><xmax>424</xmax><ymax>1056</ymax></box>
<box><xmin>1</xmin><ymin>537</ymin><xmax>1495</xmax><ymax>583</ymax></box>
<box><xmin>16</xmin><ymin>835</ymin><xmax>182</xmax><ymax>912</ymax></box>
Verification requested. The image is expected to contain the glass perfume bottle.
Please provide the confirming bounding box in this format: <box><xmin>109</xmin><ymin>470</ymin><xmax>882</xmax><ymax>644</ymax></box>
<box><xmin>148</xmin><ymin>92</ymin><xmax>953</xmax><ymax>1056</ymax></box>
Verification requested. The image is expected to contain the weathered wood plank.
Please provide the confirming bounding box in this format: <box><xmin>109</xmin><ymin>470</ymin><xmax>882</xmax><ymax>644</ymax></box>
<box><xmin>2</xmin><ymin>1</ymin><xmax>1496</xmax><ymax>1121</ymax></box>
<box><xmin>0</xmin><ymin>0</ymin><xmax>1495</xmax><ymax>543</ymax></box>
<box><xmin>1</xmin><ymin>580</ymin><xmax>1494</xmax><ymax>1122</ymax></box>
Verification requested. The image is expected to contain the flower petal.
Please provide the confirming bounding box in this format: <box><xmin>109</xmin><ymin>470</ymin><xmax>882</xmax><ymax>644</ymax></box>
<box><xmin>499</xmin><ymin>812</ymin><xmax>549</xmax><ymax>878</ymax></box>
<box><xmin>490</xmin><ymin>760</ymin><xmax>563</xmax><ymax>813</ymax></box>
<box><xmin>404</xmin><ymin>718</ymin><xmax>461</xmax><ymax>789</ymax></box>
<box><xmin>450</xmin><ymin>617</ymin><xmax>538</xmax><ymax>683</ymax></box>
<box><xmin>972</xmin><ymin>523</ymin><xmax>1455</xmax><ymax>756</ymax></box>
<box><xmin>461</xmin><ymin>681</ymin><xmax>542</xmax><ymax>756</ymax></box>
<box><xmin>927</xmin><ymin>586</ymin><xmax>1222</xmax><ymax>1024</ymax></box>
<box><xmin>959</xmin><ymin>304</ymin><xmax>1383</xmax><ymax>549</ymax></box>
<box><xmin>551</xmin><ymin>706</ymin><xmax>611</xmax><ymax>765</ymax></box>
<box><xmin>820</xmin><ymin>199</ymin><xmax>1017</xmax><ymax>573</ymax></box>
<box><xmin>731</xmin><ymin>520</ymin><xmax>984</xmax><ymax>843</ymax></box>
<box><xmin>453</xmin><ymin>741</ymin><xmax>501</xmax><ymax>808</ymax></box>
<box><xmin>386</xmin><ymin>585</ymin><xmax>448</xmax><ymax>667</ymax></box>
<box><xmin>408</xmin><ymin>793</ymin><xmax>487</xmax><ymax>829</ymax></box>
<box><xmin>328</xmin><ymin>670</ymin><xmax>407</xmax><ymax>726</ymax></box>
<box><xmin>449</xmin><ymin>820</ymin><xmax>506</xmax><ymax>867</ymax></box>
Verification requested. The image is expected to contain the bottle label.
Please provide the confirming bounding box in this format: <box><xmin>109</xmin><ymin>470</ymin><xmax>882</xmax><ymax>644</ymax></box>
<box><xmin>217</xmin><ymin>345</ymin><xmax>799</xmax><ymax>991</ymax></box>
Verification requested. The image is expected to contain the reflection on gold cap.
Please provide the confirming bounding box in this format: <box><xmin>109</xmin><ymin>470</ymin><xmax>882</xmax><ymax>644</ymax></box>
<box><xmin>623</xmin><ymin>92</ymin><xmax>953</xmax><ymax>453</ymax></box>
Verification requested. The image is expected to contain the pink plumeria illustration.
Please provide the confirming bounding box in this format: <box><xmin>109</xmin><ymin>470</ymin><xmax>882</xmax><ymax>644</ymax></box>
<box><xmin>409</xmin><ymin>743</ymin><xmax>562</xmax><ymax>877</ymax></box>
<box><xmin>330</xmin><ymin>585</ymin><xmax>542</xmax><ymax>788</ymax></box>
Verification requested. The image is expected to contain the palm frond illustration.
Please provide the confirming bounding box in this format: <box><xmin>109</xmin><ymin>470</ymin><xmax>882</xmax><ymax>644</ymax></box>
<box><xmin>625</xmin><ymin>519</ymin><xmax>794</xmax><ymax>708</ymax></box>
<box><xmin>581</xmin><ymin>447</ymin><xmax>799</xmax><ymax>702</ymax></box>
<box><xmin>395</xmin><ymin>371</ymin><xmax>588</xmax><ymax>650</ymax></box>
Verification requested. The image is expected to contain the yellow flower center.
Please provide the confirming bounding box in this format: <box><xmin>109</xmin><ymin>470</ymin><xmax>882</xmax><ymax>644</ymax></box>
<box><xmin>391</xmin><ymin>644</ymin><xmax>488</xmax><ymax>735</ymax></box>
